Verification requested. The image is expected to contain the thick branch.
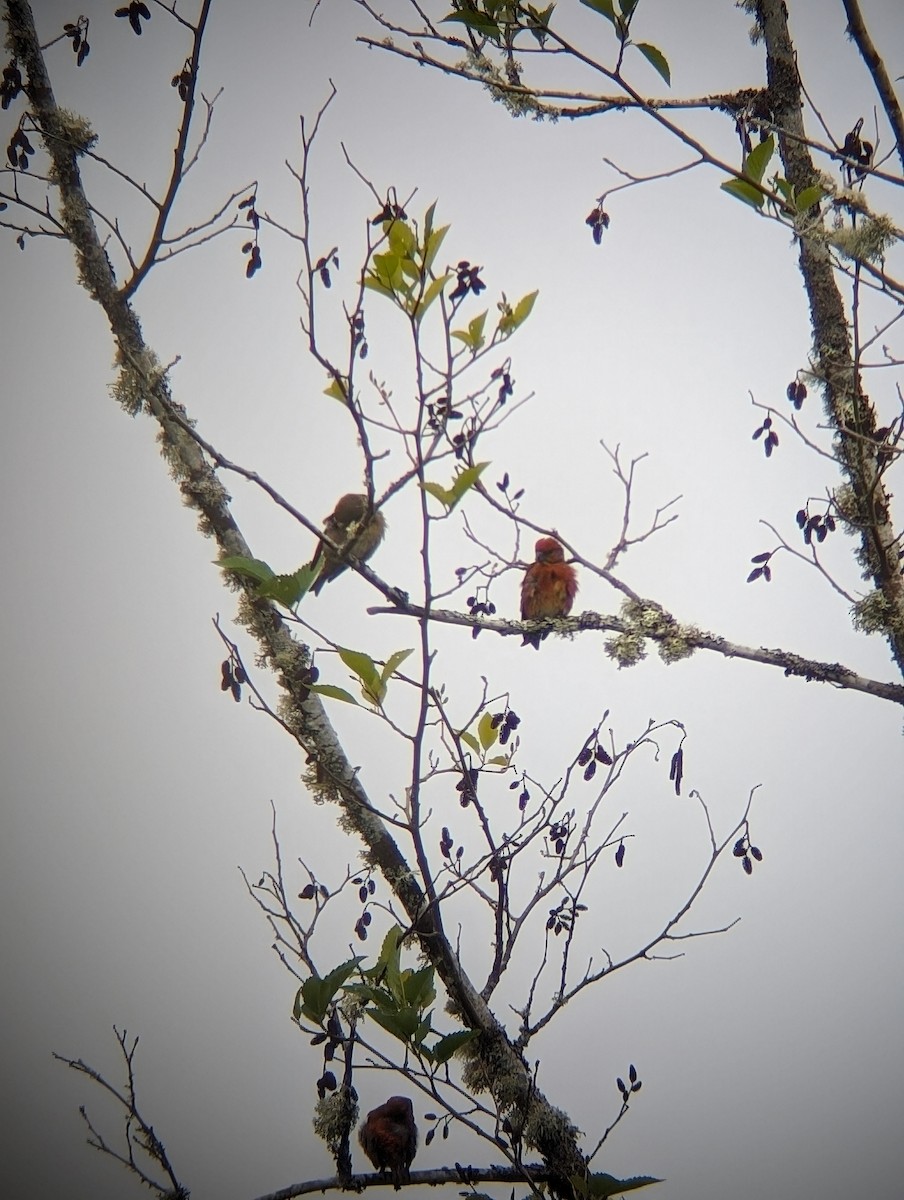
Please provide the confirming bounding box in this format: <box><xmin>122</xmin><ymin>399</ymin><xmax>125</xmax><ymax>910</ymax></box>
<box><xmin>757</xmin><ymin>0</ymin><xmax>904</xmax><ymax>677</ymax></box>
<box><xmin>3</xmin><ymin>1</ymin><xmax>584</xmax><ymax>1189</ymax></box>
<box><xmin>368</xmin><ymin>601</ymin><xmax>904</xmax><ymax>707</ymax></box>
<box><xmin>252</xmin><ymin>1163</ymin><xmax>569</xmax><ymax>1200</ymax></box>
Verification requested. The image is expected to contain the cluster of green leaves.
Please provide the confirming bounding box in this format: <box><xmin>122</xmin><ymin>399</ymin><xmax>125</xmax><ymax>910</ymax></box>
<box><xmin>421</xmin><ymin>461</ymin><xmax>489</xmax><ymax>512</ymax></box>
<box><xmin>721</xmin><ymin>134</ymin><xmax>824</xmax><ymax>213</ymax></box>
<box><xmin>364</xmin><ymin>203</ymin><xmax>451</xmax><ymax>322</ymax></box>
<box><xmin>444</xmin><ymin>0</ymin><xmax>556</xmax><ymax>48</ymax></box>
<box><xmin>316</xmin><ymin>646</ymin><xmax>413</xmax><ymax>708</ymax></box>
<box><xmin>295</xmin><ymin>927</ymin><xmax>479</xmax><ymax>1068</ymax></box>
<box><xmin>451</xmin><ymin>289</ymin><xmax>538</xmax><ymax>356</ymax></box>
<box><xmin>218</xmin><ymin>554</ymin><xmax>321</xmax><ymax>610</ymax></box>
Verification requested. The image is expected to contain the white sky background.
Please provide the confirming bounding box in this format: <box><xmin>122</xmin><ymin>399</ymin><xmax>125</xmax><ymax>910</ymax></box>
<box><xmin>1</xmin><ymin>2</ymin><xmax>903</xmax><ymax>1199</ymax></box>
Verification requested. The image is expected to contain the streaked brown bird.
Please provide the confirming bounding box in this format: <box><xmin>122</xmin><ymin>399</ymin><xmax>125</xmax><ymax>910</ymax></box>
<box><xmin>309</xmin><ymin>493</ymin><xmax>386</xmax><ymax>595</ymax></box>
<box><xmin>358</xmin><ymin>1095</ymin><xmax>417</xmax><ymax>1190</ymax></box>
<box><xmin>520</xmin><ymin>536</ymin><xmax>578</xmax><ymax>649</ymax></box>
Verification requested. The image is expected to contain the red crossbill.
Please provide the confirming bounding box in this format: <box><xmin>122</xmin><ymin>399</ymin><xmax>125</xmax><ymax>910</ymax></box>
<box><xmin>520</xmin><ymin>536</ymin><xmax>578</xmax><ymax>649</ymax></box>
<box><xmin>309</xmin><ymin>493</ymin><xmax>386</xmax><ymax>595</ymax></box>
<box><xmin>358</xmin><ymin>1095</ymin><xmax>417</xmax><ymax>1189</ymax></box>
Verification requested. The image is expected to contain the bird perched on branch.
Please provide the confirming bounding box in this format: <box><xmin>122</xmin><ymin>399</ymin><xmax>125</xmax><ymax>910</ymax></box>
<box><xmin>520</xmin><ymin>536</ymin><xmax>578</xmax><ymax>649</ymax></box>
<box><xmin>309</xmin><ymin>493</ymin><xmax>386</xmax><ymax>595</ymax></box>
<box><xmin>358</xmin><ymin>1095</ymin><xmax>417</xmax><ymax>1189</ymax></box>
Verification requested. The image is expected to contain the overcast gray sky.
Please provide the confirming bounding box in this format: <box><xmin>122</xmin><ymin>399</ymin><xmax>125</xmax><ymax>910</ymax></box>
<box><xmin>1</xmin><ymin>2</ymin><xmax>903</xmax><ymax>1199</ymax></box>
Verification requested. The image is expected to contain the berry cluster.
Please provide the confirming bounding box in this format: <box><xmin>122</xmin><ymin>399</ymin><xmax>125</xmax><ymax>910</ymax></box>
<box><xmin>315</xmin><ymin>249</ymin><xmax>340</xmax><ymax>289</ymax></box>
<box><xmin>1</xmin><ymin>61</ymin><xmax>22</xmax><ymax>110</ymax></box>
<box><xmin>6</xmin><ymin>126</ymin><xmax>33</xmax><ymax>171</ymax></box>
<box><xmin>732</xmin><ymin>832</ymin><xmax>764</xmax><ymax>875</ymax></box>
<box><xmin>449</xmin><ymin>261</ymin><xmax>486</xmax><ymax>302</ymax></box>
<box><xmin>426</xmin><ymin>393</ymin><xmax>464</xmax><ymax>431</ymax></box>
<box><xmin>577</xmin><ymin>740</ymin><xmax>613</xmax><ymax>781</ymax></box>
<box><xmin>752</xmin><ymin>414</ymin><xmax>779</xmax><ymax>457</ymax></box>
<box><xmin>796</xmin><ymin>506</ymin><xmax>836</xmax><ymax>545</ymax></box>
<box><xmin>371</xmin><ymin>201</ymin><xmax>407</xmax><ymax>225</ymax></box>
<box><xmin>220</xmin><ymin>658</ymin><xmax>247</xmax><ymax>703</ymax></box>
<box><xmin>466</xmin><ymin>593</ymin><xmax>496</xmax><ymax>640</ymax></box>
<box><xmin>490</xmin><ymin>708</ymin><xmax>521</xmax><ymax>746</ymax></box>
<box><xmin>352</xmin><ymin>874</ymin><xmax>376</xmax><ymax>941</ymax></box>
<box><xmin>115</xmin><ymin>2</ymin><xmax>151</xmax><ymax>36</ymax></box>
<box><xmin>311</xmin><ymin>1011</ymin><xmax>344</xmax><ymax>1099</ymax></box>
<box><xmin>747</xmin><ymin>551</ymin><xmax>773</xmax><ymax>583</ymax></box>
<box><xmin>548</xmin><ymin>814</ymin><xmax>573</xmax><ymax>857</ymax></box>
<box><xmin>492</xmin><ymin>365</ymin><xmax>514</xmax><ymax>406</ymax></box>
<box><xmin>171</xmin><ymin>59</ymin><xmax>193</xmax><ymax>100</ymax></box>
<box><xmin>616</xmin><ymin>1064</ymin><xmax>642</xmax><ymax>1102</ymax></box>
<box><xmin>841</xmin><ymin>118</ymin><xmax>874</xmax><ymax>183</ymax></box>
<box><xmin>455</xmin><ymin>766</ymin><xmax>480</xmax><ymax>808</ymax></box>
<box><xmin>546</xmin><ymin>895</ymin><xmax>586</xmax><ymax>936</ymax></box>
<box><xmin>64</xmin><ymin>18</ymin><xmax>91</xmax><ymax>67</ymax></box>
<box><xmin>239</xmin><ymin>192</ymin><xmax>262</xmax><ymax>278</ymax></box>
<box><xmin>508</xmin><ymin>774</ymin><xmax>531</xmax><ymax>811</ymax></box>
<box><xmin>585</xmin><ymin>203</ymin><xmax>611</xmax><ymax>244</ymax></box>
<box><xmin>787</xmin><ymin>379</ymin><xmax>807</xmax><ymax>409</ymax></box>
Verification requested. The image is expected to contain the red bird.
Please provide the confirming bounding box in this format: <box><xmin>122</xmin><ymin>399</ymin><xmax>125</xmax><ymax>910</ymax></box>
<box><xmin>358</xmin><ymin>1096</ymin><xmax>417</xmax><ymax>1189</ymax></box>
<box><xmin>520</xmin><ymin>536</ymin><xmax>578</xmax><ymax>649</ymax></box>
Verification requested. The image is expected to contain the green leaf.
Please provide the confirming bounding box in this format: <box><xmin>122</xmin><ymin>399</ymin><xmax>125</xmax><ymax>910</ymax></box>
<box><xmin>579</xmin><ymin>0</ymin><xmax>616</xmax><ymax>24</ymax></box>
<box><xmin>421</xmin><ymin>480</ymin><xmax>455</xmax><ymax>509</ymax></box>
<box><xmin>720</xmin><ymin>177</ymin><xmax>765</xmax><ymax>209</ymax></box>
<box><xmin>744</xmin><ymin>133</ymin><xmax>774</xmax><ymax>183</ymax></box>
<box><xmin>309</xmin><ymin>683</ymin><xmax>359</xmax><ymax>705</ymax></box>
<box><xmin>354</xmin><ymin>985</ymin><xmax>398</xmax><ymax>1011</ymax></box>
<box><xmin>431</xmin><ymin>1028</ymin><xmax>479</xmax><ymax>1065</ymax></box>
<box><xmin>459</xmin><ymin>730</ymin><xmax>480</xmax><ymax>754</ymax></box>
<box><xmin>413</xmin><ymin>1012</ymin><xmax>433</xmax><ymax>1046</ymax></box>
<box><xmin>443</xmin><ymin>10</ymin><xmax>502</xmax><ymax>37</ymax></box>
<box><xmin>415</xmin><ymin>273</ymin><xmax>452</xmax><ymax>322</ymax></box>
<box><xmin>259</xmin><ymin>564</ymin><xmax>320</xmax><ymax>609</ymax></box>
<box><xmin>401</xmin><ymin>964</ymin><xmax>436</xmax><ymax>1009</ymax></box>
<box><xmin>367</xmin><ymin>1005</ymin><xmax>423</xmax><ymax>1042</ymax></box>
<box><xmin>423</xmin><ymin>200</ymin><xmax>437</xmax><ymax>241</ymax></box>
<box><xmin>400</xmin><ymin>257</ymin><xmax>421</xmax><ymax>284</ymax></box>
<box><xmin>448</xmin><ymin>461</ymin><xmax>490</xmax><ymax>509</ymax></box>
<box><xmin>618</xmin><ymin>0</ymin><xmax>639</xmax><ymax>21</ymax></box>
<box><xmin>388</xmin><ymin>220</ymin><xmax>416</xmax><ymax>257</ymax></box>
<box><xmin>362</xmin><ymin>272</ymin><xmax>396</xmax><ymax>300</ymax></box>
<box><xmin>423</xmin><ymin>462</ymin><xmax>489</xmax><ymax>511</ymax></box>
<box><xmin>451</xmin><ymin>309</ymin><xmax>488</xmax><ymax>353</ymax></box>
<box><xmin>424</xmin><ymin>223</ymin><xmax>450</xmax><ymax>273</ymax></box>
<box><xmin>374</xmin><ymin>925</ymin><xmax>404</xmax><ymax>1000</ymax></box>
<box><xmin>498</xmin><ymin>289</ymin><xmax>538</xmax><ymax>336</ymax></box>
<box><xmin>796</xmin><ymin>184</ymin><xmax>824</xmax><ymax>212</ymax></box>
<box><xmin>323</xmin><ymin>376</ymin><xmax>348</xmax><ymax>402</ymax></box>
<box><xmin>380</xmin><ymin>648</ymin><xmax>414</xmax><ymax>686</ymax></box>
<box><xmin>526</xmin><ymin>2</ymin><xmax>555</xmax><ymax>41</ymax></box>
<box><xmin>468</xmin><ymin>310</ymin><xmax>488</xmax><ymax>347</ymax></box>
<box><xmin>217</xmin><ymin>555</ymin><xmax>275</xmax><ymax>584</ymax></box>
<box><xmin>486</xmin><ymin>754</ymin><xmax>511</xmax><ymax>766</ymax></box>
<box><xmin>634</xmin><ymin>42</ymin><xmax>670</xmax><ymax>85</ymax></box>
<box><xmin>574</xmin><ymin>1173</ymin><xmax>663</xmax><ymax>1198</ymax></box>
<box><xmin>296</xmin><ymin>957</ymin><xmax>364</xmax><ymax>1024</ymax></box>
<box><xmin>338</xmin><ymin>646</ymin><xmax>385</xmax><ymax>706</ymax></box>
<box><xmin>477</xmin><ymin>711</ymin><xmax>499</xmax><ymax>751</ymax></box>
<box><xmin>773</xmin><ymin>175</ymin><xmax>794</xmax><ymax>204</ymax></box>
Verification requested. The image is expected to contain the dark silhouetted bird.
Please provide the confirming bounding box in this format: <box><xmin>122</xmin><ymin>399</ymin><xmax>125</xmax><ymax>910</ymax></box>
<box><xmin>309</xmin><ymin>493</ymin><xmax>386</xmax><ymax>595</ymax></box>
<box><xmin>520</xmin><ymin>536</ymin><xmax>578</xmax><ymax>649</ymax></box>
<box><xmin>358</xmin><ymin>1095</ymin><xmax>417</xmax><ymax>1189</ymax></box>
